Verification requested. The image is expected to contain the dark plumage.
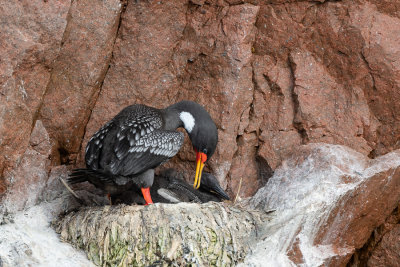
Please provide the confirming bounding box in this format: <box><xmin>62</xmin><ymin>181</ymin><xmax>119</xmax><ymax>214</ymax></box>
<box><xmin>69</xmin><ymin>101</ymin><xmax>218</xmax><ymax>204</ymax></box>
<box><xmin>197</xmin><ymin>172</ymin><xmax>230</xmax><ymax>201</ymax></box>
<box><xmin>68</xmin><ymin>168</ymin><xmax>135</xmax><ymax>196</ymax></box>
<box><xmin>68</xmin><ymin>168</ymin><xmax>229</xmax><ymax>204</ymax></box>
<box><xmin>148</xmin><ymin>169</ymin><xmax>230</xmax><ymax>204</ymax></box>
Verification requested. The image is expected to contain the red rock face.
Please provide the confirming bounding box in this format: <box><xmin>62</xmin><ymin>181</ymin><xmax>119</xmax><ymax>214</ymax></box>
<box><xmin>39</xmin><ymin>0</ymin><xmax>122</xmax><ymax>163</ymax></box>
<box><xmin>1</xmin><ymin>1</ymin><xmax>400</xmax><ymax>258</ymax></box>
<box><xmin>314</xmin><ymin>159</ymin><xmax>400</xmax><ymax>266</ymax></box>
<box><xmin>81</xmin><ymin>0</ymin><xmax>188</xmax><ymax>161</ymax></box>
<box><xmin>2</xmin><ymin>0</ymin><xmax>399</xmax><ymax>199</ymax></box>
<box><xmin>249</xmin><ymin>144</ymin><xmax>400</xmax><ymax>266</ymax></box>
<box><xmin>367</xmin><ymin>224</ymin><xmax>400</xmax><ymax>267</ymax></box>
<box><xmin>348</xmin><ymin>206</ymin><xmax>400</xmax><ymax>266</ymax></box>
<box><xmin>1</xmin><ymin>121</ymin><xmax>53</xmax><ymax>212</ymax></box>
<box><xmin>0</xmin><ymin>0</ymin><xmax>70</xmax><ymax>186</ymax></box>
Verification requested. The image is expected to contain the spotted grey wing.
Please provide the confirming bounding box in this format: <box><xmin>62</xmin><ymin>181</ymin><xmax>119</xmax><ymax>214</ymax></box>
<box><xmin>85</xmin><ymin>104</ymin><xmax>162</xmax><ymax>171</ymax></box>
<box><xmin>110</xmin><ymin>129</ymin><xmax>184</xmax><ymax>176</ymax></box>
<box><xmin>89</xmin><ymin>104</ymin><xmax>184</xmax><ymax>176</ymax></box>
<box><xmin>85</xmin><ymin>121</ymin><xmax>115</xmax><ymax>170</ymax></box>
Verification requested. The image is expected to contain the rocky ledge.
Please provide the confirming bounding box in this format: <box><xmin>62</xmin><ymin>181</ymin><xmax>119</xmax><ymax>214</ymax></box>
<box><xmin>55</xmin><ymin>144</ymin><xmax>400</xmax><ymax>266</ymax></box>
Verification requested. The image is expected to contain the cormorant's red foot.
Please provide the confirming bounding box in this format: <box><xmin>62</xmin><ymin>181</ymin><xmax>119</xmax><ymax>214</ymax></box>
<box><xmin>107</xmin><ymin>193</ymin><xmax>112</xmax><ymax>205</ymax></box>
<box><xmin>141</xmin><ymin>187</ymin><xmax>153</xmax><ymax>205</ymax></box>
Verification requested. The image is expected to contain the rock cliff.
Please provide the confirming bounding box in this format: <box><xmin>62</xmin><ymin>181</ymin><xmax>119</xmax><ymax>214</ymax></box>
<box><xmin>1</xmin><ymin>0</ymin><xmax>399</xmax><ymax>266</ymax></box>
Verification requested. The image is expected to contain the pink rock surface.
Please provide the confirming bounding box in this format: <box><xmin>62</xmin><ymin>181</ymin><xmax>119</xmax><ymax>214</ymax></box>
<box><xmin>249</xmin><ymin>144</ymin><xmax>400</xmax><ymax>266</ymax></box>
<box><xmin>1</xmin><ymin>121</ymin><xmax>52</xmax><ymax>212</ymax></box>
<box><xmin>2</xmin><ymin>0</ymin><xmax>400</xmax><ymax>200</ymax></box>
<box><xmin>39</xmin><ymin>0</ymin><xmax>122</xmax><ymax>163</ymax></box>
<box><xmin>0</xmin><ymin>0</ymin><xmax>70</xmax><ymax>183</ymax></box>
<box><xmin>0</xmin><ymin>2</ymin><xmax>399</xmax><ymax>261</ymax></box>
<box><xmin>367</xmin><ymin>225</ymin><xmax>400</xmax><ymax>267</ymax></box>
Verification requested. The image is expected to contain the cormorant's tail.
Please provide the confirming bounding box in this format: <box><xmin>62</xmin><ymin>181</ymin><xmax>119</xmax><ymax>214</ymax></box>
<box><xmin>68</xmin><ymin>168</ymin><xmax>115</xmax><ymax>185</ymax></box>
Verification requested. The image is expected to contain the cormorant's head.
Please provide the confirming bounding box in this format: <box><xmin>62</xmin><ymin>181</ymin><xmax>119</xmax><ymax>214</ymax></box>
<box><xmin>176</xmin><ymin>101</ymin><xmax>218</xmax><ymax>189</ymax></box>
<box><xmin>200</xmin><ymin>172</ymin><xmax>230</xmax><ymax>200</ymax></box>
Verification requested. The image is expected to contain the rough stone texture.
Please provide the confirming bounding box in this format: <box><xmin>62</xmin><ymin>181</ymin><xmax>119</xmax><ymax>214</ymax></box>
<box><xmin>251</xmin><ymin>55</ymin><xmax>302</xmax><ymax>170</ymax></box>
<box><xmin>79</xmin><ymin>0</ymin><xmax>399</xmax><ymax>198</ymax></box>
<box><xmin>2</xmin><ymin>0</ymin><xmax>400</xmax><ymax>199</ymax></box>
<box><xmin>251</xmin><ymin>0</ymin><xmax>400</xmax><ymax>175</ymax></box>
<box><xmin>315</xmin><ymin>155</ymin><xmax>400</xmax><ymax>266</ymax></box>
<box><xmin>248</xmin><ymin>144</ymin><xmax>400</xmax><ymax>266</ymax></box>
<box><xmin>1</xmin><ymin>120</ymin><xmax>53</xmax><ymax>214</ymax></box>
<box><xmin>1</xmin><ymin>1</ymin><xmax>400</xmax><ymax>264</ymax></box>
<box><xmin>347</xmin><ymin>206</ymin><xmax>400</xmax><ymax>267</ymax></box>
<box><xmin>228</xmin><ymin>133</ymin><xmax>259</xmax><ymax>196</ymax></box>
<box><xmin>367</xmin><ymin>224</ymin><xmax>400</xmax><ymax>267</ymax></box>
<box><xmin>80</xmin><ymin>0</ymin><xmax>188</xmax><ymax>162</ymax></box>
<box><xmin>39</xmin><ymin>0</ymin><xmax>122</xmax><ymax>164</ymax></box>
<box><xmin>350</xmin><ymin>2</ymin><xmax>400</xmax><ymax>157</ymax></box>
<box><xmin>0</xmin><ymin>0</ymin><xmax>70</xmax><ymax>190</ymax></box>
<box><xmin>290</xmin><ymin>50</ymin><xmax>376</xmax><ymax>154</ymax></box>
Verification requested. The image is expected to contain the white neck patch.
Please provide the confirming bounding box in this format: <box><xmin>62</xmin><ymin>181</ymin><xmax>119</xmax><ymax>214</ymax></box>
<box><xmin>179</xmin><ymin>111</ymin><xmax>195</xmax><ymax>133</ymax></box>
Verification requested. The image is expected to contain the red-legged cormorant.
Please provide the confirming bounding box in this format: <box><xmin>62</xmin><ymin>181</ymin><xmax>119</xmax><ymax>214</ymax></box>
<box><xmin>68</xmin><ymin>168</ymin><xmax>229</xmax><ymax>204</ymax></box>
<box><xmin>151</xmin><ymin>169</ymin><xmax>230</xmax><ymax>204</ymax></box>
<box><xmin>70</xmin><ymin>101</ymin><xmax>218</xmax><ymax>205</ymax></box>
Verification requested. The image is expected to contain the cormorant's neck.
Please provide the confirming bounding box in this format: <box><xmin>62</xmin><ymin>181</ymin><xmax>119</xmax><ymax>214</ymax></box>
<box><xmin>161</xmin><ymin>107</ymin><xmax>182</xmax><ymax>131</ymax></box>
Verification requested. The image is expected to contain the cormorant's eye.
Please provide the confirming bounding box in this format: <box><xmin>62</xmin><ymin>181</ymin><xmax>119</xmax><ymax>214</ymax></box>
<box><xmin>202</xmin><ymin>148</ymin><xmax>207</xmax><ymax>154</ymax></box>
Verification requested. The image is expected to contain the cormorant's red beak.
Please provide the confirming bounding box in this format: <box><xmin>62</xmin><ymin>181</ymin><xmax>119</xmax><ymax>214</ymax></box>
<box><xmin>194</xmin><ymin>150</ymin><xmax>207</xmax><ymax>189</ymax></box>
